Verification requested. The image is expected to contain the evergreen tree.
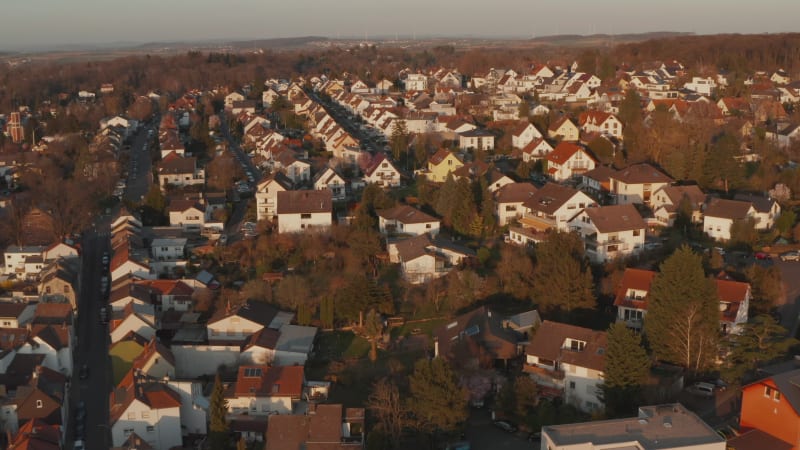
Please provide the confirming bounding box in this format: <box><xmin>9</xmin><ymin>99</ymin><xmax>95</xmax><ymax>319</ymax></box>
<box><xmin>601</xmin><ymin>323</ymin><xmax>651</xmax><ymax>417</ymax></box>
<box><xmin>746</xmin><ymin>265</ymin><xmax>783</xmax><ymax>316</ymax></box>
<box><xmin>721</xmin><ymin>315</ymin><xmax>798</xmax><ymax>382</ymax></box>
<box><xmin>704</xmin><ymin>132</ymin><xmax>744</xmax><ymax>191</ymax></box>
<box><xmin>390</xmin><ymin>120</ymin><xmax>409</xmax><ymax>162</ymax></box>
<box><xmin>645</xmin><ymin>246</ymin><xmax>719</xmax><ymax>373</ymax></box>
<box><xmin>407</xmin><ymin>358</ymin><xmax>468</xmax><ymax>439</ymax></box>
<box><xmin>209</xmin><ymin>374</ymin><xmax>230</xmax><ymax>450</ymax></box>
<box><xmin>531</xmin><ymin>232</ymin><xmax>595</xmax><ymax>317</ymax></box>
<box><xmin>450</xmin><ymin>177</ymin><xmax>477</xmax><ymax>236</ymax></box>
<box><xmin>434</xmin><ymin>174</ymin><xmax>459</xmax><ymax>223</ymax></box>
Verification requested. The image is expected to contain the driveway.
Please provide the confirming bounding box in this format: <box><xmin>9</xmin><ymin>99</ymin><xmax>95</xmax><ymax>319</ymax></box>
<box><xmin>463</xmin><ymin>409</ymin><xmax>533</xmax><ymax>450</ymax></box>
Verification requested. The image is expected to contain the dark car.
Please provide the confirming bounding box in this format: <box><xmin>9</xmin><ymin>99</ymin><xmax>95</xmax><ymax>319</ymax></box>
<box><xmin>493</xmin><ymin>420</ymin><xmax>518</xmax><ymax>433</ymax></box>
<box><xmin>79</xmin><ymin>364</ymin><xmax>89</xmax><ymax>380</ymax></box>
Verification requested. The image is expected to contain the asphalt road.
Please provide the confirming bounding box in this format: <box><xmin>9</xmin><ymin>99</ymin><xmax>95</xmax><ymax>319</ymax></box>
<box><xmin>71</xmin><ymin>230</ymin><xmax>112</xmax><ymax>449</ymax></box>
<box><xmin>124</xmin><ymin>124</ymin><xmax>156</xmax><ymax>203</ymax></box>
<box><xmin>306</xmin><ymin>90</ymin><xmax>381</xmax><ymax>153</ymax></box>
<box><xmin>775</xmin><ymin>258</ymin><xmax>800</xmax><ymax>335</ymax></box>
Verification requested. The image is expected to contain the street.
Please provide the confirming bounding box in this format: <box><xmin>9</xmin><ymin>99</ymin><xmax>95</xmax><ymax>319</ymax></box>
<box><xmin>124</xmin><ymin>123</ymin><xmax>156</xmax><ymax>203</ymax></box>
<box><xmin>775</xmin><ymin>258</ymin><xmax>800</xmax><ymax>336</ymax></box>
<box><xmin>70</xmin><ymin>230</ymin><xmax>112</xmax><ymax>449</ymax></box>
<box><xmin>464</xmin><ymin>409</ymin><xmax>534</xmax><ymax>450</ymax></box>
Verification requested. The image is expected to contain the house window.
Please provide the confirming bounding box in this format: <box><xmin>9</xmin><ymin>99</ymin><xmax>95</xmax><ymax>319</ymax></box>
<box><xmin>633</xmin><ymin>229</ymin><xmax>641</xmax><ymax>237</ymax></box>
<box><xmin>146</xmin><ymin>426</ymin><xmax>155</xmax><ymax>433</ymax></box>
<box><xmin>426</xmin><ymin>224</ymin><xmax>432</xmax><ymax>229</ymax></box>
<box><xmin>124</xmin><ymin>428</ymin><xmax>134</xmax><ymax>436</ymax></box>
<box><xmin>765</xmin><ymin>386</ymin><xmax>774</xmax><ymax>398</ymax></box>
<box><xmin>569</xmin><ymin>381</ymin><xmax>576</xmax><ymax>390</ymax></box>
<box><xmin>301</xmin><ymin>213</ymin><xmax>312</xmax><ymax>219</ymax></box>
<box><xmin>142</xmin><ymin>411</ymin><xmax>149</xmax><ymax>419</ymax></box>
<box><xmin>36</xmin><ymin>400</ymin><xmax>43</xmax><ymax>408</ymax></box>
<box><xmin>128</xmin><ymin>412</ymin><xmax>137</xmax><ymax>419</ymax></box>
<box><xmin>273</xmin><ymin>384</ymin><xmax>280</xmax><ymax>393</ymax></box>
<box><xmin>774</xmin><ymin>391</ymin><xmax>782</xmax><ymax>402</ymax></box>
<box><xmin>45</xmin><ymin>286</ymin><xmax>52</xmax><ymax>294</ymax></box>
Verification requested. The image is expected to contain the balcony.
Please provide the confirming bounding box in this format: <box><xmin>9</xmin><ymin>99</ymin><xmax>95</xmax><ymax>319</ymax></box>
<box><xmin>520</xmin><ymin>214</ymin><xmax>557</xmax><ymax>232</ymax></box>
<box><xmin>523</xmin><ymin>364</ymin><xmax>565</xmax><ymax>383</ymax></box>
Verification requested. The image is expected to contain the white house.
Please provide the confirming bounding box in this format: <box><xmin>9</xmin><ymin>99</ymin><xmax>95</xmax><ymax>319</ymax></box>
<box><xmin>733</xmin><ymin>193</ymin><xmax>781</xmax><ymax>230</ymax></box>
<box><xmin>377</xmin><ymin>204</ymin><xmax>440</xmax><ymax>237</ymax></box>
<box><xmin>0</xmin><ymin>302</ymin><xmax>36</xmax><ymax>328</ymax></box>
<box><xmin>683</xmin><ymin>76</ymin><xmax>718</xmax><ymax>96</ymax></box>
<box><xmin>650</xmin><ymin>185</ymin><xmax>707</xmax><ymax>227</ymax></box>
<box><xmin>167</xmin><ymin>200</ymin><xmax>206</xmax><ymax>233</ymax></box>
<box><xmin>703</xmin><ymin>198</ymin><xmax>758</xmax><ymax>241</ymax></box>
<box><xmin>110</xmin><ymin>304</ymin><xmax>157</xmax><ymax>344</ymax></box>
<box><xmin>110</xmin><ymin>371</ymin><xmax>183</xmax><ymax>450</ymax></box>
<box><xmin>150</xmin><ymin>238</ymin><xmax>187</xmax><ymax>262</ymax></box>
<box><xmin>613</xmin><ymin>268</ymin><xmax>656</xmax><ymax>330</ymax></box>
<box><xmin>17</xmin><ymin>325</ymin><xmax>72</xmax><ymax>376</ymax></box>
<box><xmin>521</xmin><ymin>183</ymin><xmax>597</xmax><ymax>232</ymax></box>
<box><xmin>521</xmin><ymin>138</ymin><xmax>554</xmax><ymax>162</ymax></box>
<box><xmin>404</xmin><ymin>73</ymin><xmax>428</xmax><ymax>91</ymax></box>
<box><xmin>525</xmin><ymin>321</ymin><xmax>607</xmax><ymax>412</ymax></box>
<box><xmin>226</xmin><ymin>365</ymin><xmax>304</xmax><ymax>416</ymax></box>
<box><xmin>225</xmin><ymin>92</ymin><xmax>246</xmax><ymax>109</ymax></box>
<box><xmin>363</xmin><ymin>153</ymin><xmax>402</xmax><ymax>188</ymax></box>
<box><xmin>609</xmin><ymin>163</ymin><xmax>674</xmax><ymax>205</ymax></box>
<box><xmin>511</xmin><ymin>122</ymin><xmax>543</xmax><ymax>149</ymax></box>
<box><xmin>312</xmin><ymin>167</ymin><xmax>347</xmax><ymax>202</ymax></box>
<box><xmin>458</xmin><ymin>129</ymin><xmax>495</xmax><ymax>151</ymax></box>
<box><xmin>578</xmin><ymin>111</ymin><xmax>623</xmax><ymax>140</ymax></box>
<box><xmin>3</xmin><ymin>246</ymin><xmax>46</xmax><ymax>277</ymax></box>
<box><xmin>255</xmin><ymin>173</ymin><xmax>293</xmax><ymax>222</ymax></box>
<box><xmin>568</xmin><ymin>204</ymin><xmax>646</xmax><ymax>263</ymax></box>
<box><xmin>157</xmin><ymin>153</ymin><xmax>205</xmax><ymax>191</ymax></box>
<box><xmin>548</xmin><ymin>117</ymin><xmax>580</xmax><ymax>142</ymax></box>
<box><xmin>545</xmin><ymin>142</ymin><xmax>596</xmax><ymax>181</ymax></box>
<box><xmin>206</xmin><ymin>300</ymin><xmax>289</xmax><ymax>343</ymax></box>
<box><xmin>276</xmin><ymin>190</ymin><xmax>333</xmax><ymax>234</ymax></box>
<box><xmin>494</xmin><ymin>183</ymin><xmax>538</xmax><ymax>227</ymax></box>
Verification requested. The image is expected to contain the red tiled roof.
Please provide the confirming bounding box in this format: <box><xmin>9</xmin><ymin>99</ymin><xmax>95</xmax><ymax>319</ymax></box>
<box><xmin>613</xmin><ymin>268</ymin><xmax>656</xmax><ymax>309</ymax></box>
<box><xmin>232</xmin><ymin>365</ymin><xmax>304</xmax><ymax>398</ymax></box>
<box><xmin>546</xmin><ymin>142</ymin><xmax>591</xmax><ymax>165</ymax></box>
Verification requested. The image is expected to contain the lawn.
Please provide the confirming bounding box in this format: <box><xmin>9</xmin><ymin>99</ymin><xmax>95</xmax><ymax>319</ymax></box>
<box><xmin>391</xmin><ymin>318</ymin><xmax>448</xmax><ymax>340</ymax></box>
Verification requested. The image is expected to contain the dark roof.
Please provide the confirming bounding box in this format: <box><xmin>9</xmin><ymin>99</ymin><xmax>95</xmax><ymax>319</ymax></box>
<box><xmin>494</xmin><ymin>182</ymin><xmax>537</xmax><ymax>204</ymax></box>
<box><xmin>656</xmin><ymin>185</ymin><xmax>706</xmax><ymax>209</ymax></box>
<box><xmin>434</xmin><ymin>306</ymin><xmax>520</xmax><ymax>362</ymax></box>
<box><xmin>746</xmin><ymin>368</ymin><xmax>800</xmax><ymax>415</ymax></box>
<box><xmin>522</xmin><ymin>182</ymin><xmax>584</xmax><ymax>215</ymax></box>
<box><xmin>582</xmin><ymin>165</ymin><xmax>616</xmax><ymax>184</ymax></box>
<box><xmin>727</xmin><ymin>429</ymin><xmax>792</xmax><ymax>450</ymax></box>
<box><xmin>209</xmin><ymin>299</ymin><xmax>281</xmax><ymax>329</ymax></box>
<box><xmin>276</xmin><ymin>190</ymin><xmax>332</xmax><ymax>214</ymax></box>
<box><xmin>393</xmin><ymin>234</ymin><xmax>433</xmax><ymax>262</ymax></box>
<box><xmin>377</xmin><ymin>204</ymin><xmax>439</xmax><ymax>224</ymax></box>
<box><xmin>611</xmin><ymin>163</ymin><xmax>673</xmax><ymax>184</ymax></box>
<box><xmin>230</xmin><ymin>365</ymin><xmax>304</xmax><ymax>398</ymax></box>
<box><xmin>0</xmin><ymin>302</ymin><xmax>30</xmax><ymax>318</ymax></box>
<box><xmin>704</xmin><ymin>198</ymin><xmax>753</xmax><ymax>220</ymax></box>
<box><xmin>527</xmin><ymin>320</ymin><xmax>607</xmax><ymax>372</ymax></box>
<box><xmin>157</xmin><ymin>153</ymin><xmax>196</xmax><ymax>175</ymax></box>
<box><xmin>733</xmin><ymin>193</ymin><xmax>777</xmax><ymax>214</ymax></box>
<box><xmin>582</xmin><ymin>204</ymin><xmax>646</xmax><ymax>233</ymax></box>
<box><xmin>613</xmin><ymin>268</ymin><xmax>656</xmax><ymax>309</ymax></box>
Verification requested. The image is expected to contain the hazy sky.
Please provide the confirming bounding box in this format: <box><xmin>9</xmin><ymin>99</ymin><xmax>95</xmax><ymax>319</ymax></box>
<box><xmin>2</xmin><ymin>0</ymin><xmax>799</xmax><ymax>51</ymax></box>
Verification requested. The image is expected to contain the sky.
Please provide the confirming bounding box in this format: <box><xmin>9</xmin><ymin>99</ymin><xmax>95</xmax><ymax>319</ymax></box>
<box><xmin>2</xmin><ymin>0</ymin><xmax>799</xmax><ymax>52</ymax></box>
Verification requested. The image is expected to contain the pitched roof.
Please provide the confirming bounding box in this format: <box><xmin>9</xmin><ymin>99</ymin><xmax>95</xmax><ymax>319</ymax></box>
<box><xmin>611</xmin><ymin>163</ymin><xmax>673</xmax><ymax>184</ymax></box>
<box><xmin>31</xmin><ymin>303</ymin><xmax>73</xmax><ymax>326</ymax></box>
<box><xmin>548</xmin><ymin>116</ymin><xmax>576</xmax><ymax>132</ymax></box>
<box><xmin>231</xmin><ymin>365</ymin><xmax>304</xmax><ymax>398</ymax></box>
<box><xmin>704</xmin><ymin>198</ymin><xmax>753</xmax><ymax>220</ymax></box>
<box><xmin>110</xmin><ymin>370</ymin><xmax>181</xmax><ymax>424</ymax></box>
<box><xmin>727</xmin><ymin>429</ymin><xmax>793</xmax><ymax>450</ymax></box>
<box><xmin>522</xmin><ymin>182</ymin><xmax>584</xmax><ymax>214</ymax></box>
<box><xmin>582</xmin><ymin>165</ymin><xmax>616</xmax><ymax>184</ymax></box>
<box><xmin>157</xmin><ymin>154</ymin><xmax>196</xmax><ymax>175</ymax></box>
<box><xmin>364</xmin><ymin>153</ymin><xmax>400</xmax><ymax>178</ymax></box>
<box><xmin>733</xmin><ymin>193</ymin><xmax>777</xmax><ymax>214</ymax></box>
<box><xmin>0</xmin><ymin>302</ymin><xmax>30</xmax><ymax>318</ymax></box>
<box><xmin>10</xmin><ymin>419</ymin><xmax>61</xmax><ymax>450</ymax></box>
<box><xmin>716</xmin><ymin>278</ymin><xmax>750</xmax><ymax>323</ymax></box>
<box><xmin>434</xmin><ymin>306</ymin><xmax>520</xmax><ymax>362</ymax></box>
<box><xmin>494</xmin><ymin>182</ymin><xmax>538</xmax><ymax>203</ymax></box>
<box><xmin>546</xmin><ymin>142</ymin><xmax>592</xmax><ymax>165</ymax></box>
<box><xmin>613</xmin><ymin>268</ymin><xmax>656</xmax><ymax>309</ymax></box>
<box><xmin>209</xmin><ymin>299</ymin><xmax>280</xmax><ymax>328</ymax></box>
<box><xmin>527</xmin><ymin>320</ymin><xmax>607</xmax><ymax>372</ymax></box>
<box><xmin>656</xmin><ymin>185</ymin><xmax>706</xmax><ymax>209</ymax></box>
<box><xmin>377</xmin><ymin>204</ymin><xmax>439</xmax><ymax>224</ymax></box>
<box><xmin>582</xmin><ymin>204</ymin><xmax>646</xmax><ymax>233</ymax></box>
<box><xmin>276</xmin><ymin>189</ymin><xmax>332</xmax><ymax>215</ymax></box>
<box><xmin>746</xmin><ymin>369</ymin><xmax>800</xmax><ymax>416</ymax></box>
<box><xmin>393</xmin><ymin>234</ymin><xmax>433</xmax><ymax>262</ymax></box>
<box><xmin>429</xmin><ymin>148</ymin><xmax>457</xmax><ymax>166</ymax></box>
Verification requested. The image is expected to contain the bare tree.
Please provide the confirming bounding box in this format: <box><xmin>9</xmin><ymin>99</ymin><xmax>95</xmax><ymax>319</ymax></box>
<box><xmin>367</xmin><ymin>378</ymin><xmax>408</xmax><ymax>446</ymax></box>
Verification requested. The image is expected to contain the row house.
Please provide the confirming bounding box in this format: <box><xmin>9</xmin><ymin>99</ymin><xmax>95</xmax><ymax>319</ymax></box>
<box><xmin>109</xmin><ymin>370</ymin><xmax>182</xmax><ymax>450</ymax></box>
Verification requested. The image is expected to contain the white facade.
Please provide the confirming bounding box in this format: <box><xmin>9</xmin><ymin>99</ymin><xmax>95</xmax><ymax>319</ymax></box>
<box><xmin>227</xmin><ymin>395</ymin><xmax>293</xmax><ymax>416</ymax></box>
<box><xmin>207</xmin><ymin>316</ymin><xmax>263</xmax><ymax>342</ymax></box>
<box><xmin>512</xmin><ymin>123</ymin><xmax>543</xmax><ymax>149</ymax></box>
<box><xmin>168</xmin><ymin>381</ymin><xmax>208</xmax><ymax>437</ymax></box>
<box><xmin>151</xmin><ymin>238</ymin><xmax>186</xmax><ymax>262</ymax></box>
<box><xmin>168</xmin><ymin>207</ymin><xmax>206</xmax><ymax>232</ymax></box>
<box><xmin>3</xmin><ymin>246</ymin><xmax>45</xmax><ymax>276</ymax></box>
<box><xmin>683</xmin><ymin>76</ymin><xmax>718</xmax><ymax>96</ymax></box>
<box><xmin>255</xmin><ymin>179</ymin><xmax>288</xmax><ymax>222</ymax></box>
<box><xmin>569</xmin><ymin>211</ymin><xmax>645</xmax><ymax>263</ymax></box>
<box><xmin>171</xmin><ymin>345</ymin><xmax>240</xmax><ymax>379</ymax></box>
<box><xmin>111</xmin><ymin>260</ymin><xmax>154</xmax><ymax>282</ymax></box>
<box><xmin>111</xmin><ymin>399</ymin><xmax>182</xmax><ymax>450</ymax></box>
<box><xmin>611</xmin><ymin>179</ymin><xmax>672</xmax><ymax>205</ymax></box>
<box><xmin>110</xmin><ymin>315</ymin><xmax>156</xmax><ymax>344</ymax></box>
<box><xmin>277</xmin><ymin>210</ymin><xmax>332</xmax><ymax>234</ymax></box>
<box><xmin>404</xmin><ymin>74</ymin><xmax>428</xmax><ymax>91</ymax></box>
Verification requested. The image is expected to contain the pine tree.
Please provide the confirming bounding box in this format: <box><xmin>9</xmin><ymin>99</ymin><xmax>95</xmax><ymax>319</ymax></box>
<box><xmin>407</xmin><ymin>358</ymin><xmax>468</xmax><ymax>438</ymax></box>
<box><xmin>390</xmin><ymin>120</ymin><xmax>409</xmax><ymax>161</ymax></box>
<box><xmin>721</xmin><ymin>315</ymin><xmax>798</xmax><ymax>382</ymax></box>
<box><xmin>209</xmin><ymin>374</ymin><xmax>230</xmax><ymax>450</ymax></box>
<box><xmin>531</xmin><ymin>232</ymin><xmax>595</xmax><ymax>317</ymax></box>
<box><xmin>645</xmin><ymin>246</ymin><xmax>719</xmax><ymax>373</ymax></box>
<box><xmin>601</xmin><ymin>323</ymin><xmax>651</xmax><ymax>417</ymax></box>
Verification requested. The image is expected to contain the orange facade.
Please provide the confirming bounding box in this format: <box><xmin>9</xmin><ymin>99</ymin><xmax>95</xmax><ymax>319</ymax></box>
<box><xmin>740</xmin><ymin>380</ymin><xmax>799</xmax><ymax>449</ymax></box>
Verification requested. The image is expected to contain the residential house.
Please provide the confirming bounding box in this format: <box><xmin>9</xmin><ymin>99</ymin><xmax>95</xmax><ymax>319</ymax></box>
<box><xmin>426</xmin><ymin>149</ymin><xmax>464</xmax><ymax>183</ymax></box>
<box><xmin>156</xmin><ymin>152</ymin><xmax>204</xmax><ymax>191</ymax></box>
<box><xmin>683</xmin><ymin>76</ymin><xmax>718</xmax><ymax>96</ymax></box>
<box><xmin>206</xmin><ymin>300</ymin><xmax>290</xmax><ymax>344</ymax></box>
<box><xmin>404</xmin><ymin>73</ymin><xmax>428</xmax><ymax>91</ymax></box>
<box><xmin>8</xmin><ymin>419</ymin><xmax>62</xmax><ymax>450</ymax></box>
<box><xmin>458</xmin><ymin>129</ymin><xmax>495</xmax><ymax>151</ymax></box>
<box><xmin>524</xmin><ymin>321</ymin><xmax>607</xmax><ymax>412</ymax></box>
<box><xmin>110</xmin><ymin>246</ymin><xmax>153</xmax><ymax>282</ymax></box>
<box><xmin>226</xmin><ymin>365</ymin><xmax>304</xmax><ymax>416</ymax></box>
<box><xmin>717</xmin><ymin>277</ymin><xmax>750</xmax><ymax>335</ymax></box>
<box><xmin>740</xmin><ymin>369</ymin><xmax>800</xmax><ymax>450</ymax></box>
<box><xmin>312</xmin><ymin>167</ymin><xmax>347</xmax><ymax>201</ymax></box>
<box><xmin>733</xmin><ymin>193</ymin><xmax>781</xmax><ymax>230</ymax></box>
<box><xmin>377</xmin><ymin>204</ymin><xmax>440</xmax><ymax>237</ymax></box>
<box><xmin>150</xmin><ymin>237</ymin><xmax>187</xmax><ymax>263</ymax></box>
<box><xmin>493</xmin><ymin>182</ymin><xmax>538</xmax><ymax>226</ymax></box>
<box><xmin>388</xmin><ymin>234</ymin><xmax>474</xmax><ymax>284</ymax></box>
<box><xmin>265</xmin><ymin>404</ymin><xmax>365</xmax><ymax>450</ymax></box>
<box><xmin>569</xmin><ymin>204</ymin><xmax>646</xmax><ymax>263</ymax></box>
<box><xmin>37</xmin><ymin>257</ymin><xmax>80</xmax><ymax>309</ymax></box>
<box><xmin>167</xmin><ymin>199</ymin><xmax>206</xmax><ymax>233</ymax></box>
<box><xmin>0</xmin><ymin>302</ymin><xmax>36</xmax><ymax>328</ymax></box>
<box><xmin>224</xmin><ymin>92</ymin><xmax>245</xmax><ymax>109</ymax></box>
<box><xmin>131</xmin><ymin>338</ymin><xmax>176</xmax><ymax>380</ymax></box>
<box><xmin>10</xmin><ymin>367</ymin><xmax>67</xmax><ymax>434</ymax></box>
<box><xmin>110</xmin><ymin>303</ymin><xmax>157</xmax><ymax>344</ymax></box>
<box><xmin>613</xmin><ymin>268</ymin><xmax>656</xmax><ymax>330</ymax></box>
<box><xmin>581</xmin><ymin>165</ymin><xmax>616</xmax><ymax>196</ymax></box>
<box><xmin>579</xmin><ymin>111</ymin><xmax>623</xmax><ymax>139</ymax></box>
<box><xmin>109</xmin><ymin>370</ymin><xmax>182</xmax><ymax>450</ymax></box>
<box><xmin>520</xmin><ymin>138</ymin><xmax>554</xmax><ymax>162</ymax></box>
<box><xmin>651</xmin><ymin>185</ymin><xmax>707</xmax><ymax>227</ymax></box>
<box><xmin>542</xmin><ymin>404</ymin><xmax>725</xmax><ymax>450</ymax></box>
<box><xmin>609</xmin><ymin>163</ymin><xmax>674</xmax><ymax>205</ymax></box>
<box><xmin>433</xmin><ymin>306</ymin><xmax>522</xmax><ymax>370</ymax></box>
<box><xmin>548</xmin><ymin>117</ymin><xmax>580</xmax><ymax>142</ymax></box>
<box><xmin>703</xmin><ymin>198</ymin><xmax>758</xmax><ymax>241</ymax></box>
<box><xmin>17</xmin><ymin>325</ymin><xmax>72</xmax><ymax>376</ymax></box>
<box><xmin>41</xmin><ymin>242</ymin><xmax>78</xmax><ymax>261</ymax></box>
<box><xmin>511</xmin><ymin>122</ymin><xmax>544</xmax><ymax>149</ymax></box>
<box><xmin>363</xmin><ymin>153</ymin><xmax>402</xmax><ymax>188</ymax></box>
<box><xmin>3</xmin><ymin>246</ymin><xmax>46</xmax><ymax>278</ymax></box>
<box><xmin>255</xmin><ymin>173</ymin><xmax>293</xmax><ymax>222</ymax></box>
<box><xmin>546</xmin><ymin>142</ymin><xmax>597</xmax><ymax>181</ymax></box>
<box><xmin>240</xmin><ymin>324</ymin><xmax>316</xmax><ymax>367</ymax></box>
<box><xmin>276</xmin><ymin>190</ymin><xmax>333</xmax><ymax>234</ymax></box>
<box><xmin>520</xmin><ymin>182</ymin><xmax>597</xmax><ymax>232</ymax></box>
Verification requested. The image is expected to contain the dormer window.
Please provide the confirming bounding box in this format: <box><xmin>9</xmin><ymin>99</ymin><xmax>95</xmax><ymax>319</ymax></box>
<box><xmin>566</xmin><ymin>339</ymin><xmax>586</xmax><ymax>351</ymax></box>
<box><xmin>272</xmin><ymin>384</ymin><xmax>280</xmax><ymax>393</ymax></box>
<box><xmin>36</xmin><ymin>400</ymin><xmax>43</xmax><ymax>409</ymax></box>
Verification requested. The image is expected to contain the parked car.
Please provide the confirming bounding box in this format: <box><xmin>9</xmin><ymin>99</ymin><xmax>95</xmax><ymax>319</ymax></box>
<box><xmin>74</xmin><ymin>440</ymin><xmax>85</xmax><ymax>450</ymax></box>
<box><xmin>492</xmin><ymin>420</ymin><xmax>518</xmax><ymax>433</ymax></box>
<box><xmin>79</xmin><ymin>364</ymin><xmax>89</xmax><ymax>380</ymax></box>
<box><xmin>755</xmin><ymin>251</ymin><xmax>771</xmax><ymax>260</ymax></box>
<box><xmin>686</xmin><ymin>382</ymin><xmax>715</xmax><ymax>397</ymax></box>
<box><xmin>780</xmin><ymin>250</ymin><xmax>800</xmax><ymax>262</ymax></box>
